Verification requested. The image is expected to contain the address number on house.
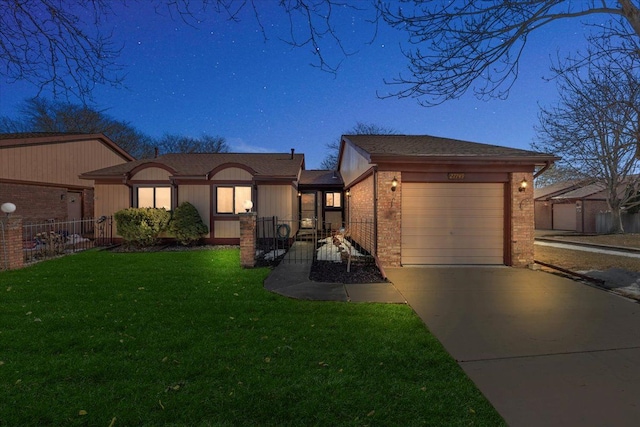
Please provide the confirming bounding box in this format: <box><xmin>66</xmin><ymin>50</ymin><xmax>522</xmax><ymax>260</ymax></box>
<box><xmin>448</xmin><ymin>173</ymin><xmax>465</xmax><ymax>180</ymax></box>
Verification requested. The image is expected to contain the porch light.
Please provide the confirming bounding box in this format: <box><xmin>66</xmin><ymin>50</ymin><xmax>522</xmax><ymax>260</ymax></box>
<box><xmin>391</xmin><ymin>176</ymin><xmax>398</xmax><ymax>192</ymax></box>
<box><xmin>518</xmin><ymin>178</ymin><xmax>528</xmax><ymax>192</ymax></box>
<box><xmin>297</xmin><ymin>191</ymin><xmax>301</xmax><ymax>197</ymax></box>
<box><xmin>243</xmin><ymin>200</ymin><xmax>253</xmax><ymax>212</ymax></box>
<box><xmin>345</xmin><ymin>189</ymin><xmax>351</xmax><ymax>197</ymax></box>
<box><xmin>1</xmin><ymin>202</ymin><xmax>16</xmax><ymax>215</ymax></box>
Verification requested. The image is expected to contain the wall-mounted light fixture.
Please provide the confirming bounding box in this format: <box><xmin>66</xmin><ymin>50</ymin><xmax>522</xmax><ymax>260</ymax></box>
<box><xmin>345</xmin><ymin>189</ymin><xmax>351</xmax><ymax>197</ymax></box>
<box><xmin>297</xmin><ymin>191</ymin><xmax>301</xmax><ymax>197</ymax></box>
<box><xmin>518</xmin><ymin>178</ymin><xmax>528</xmax><ymax>192</ymax></box>
<box><xmin>243</xmin><ymin>200</ymin><xmax>253</xmax><ymax>213</ymax></box>
<box><xmin>391</xmin><ymin>176</ymin><xmax>398</xmax><ymax>192</ymax></box>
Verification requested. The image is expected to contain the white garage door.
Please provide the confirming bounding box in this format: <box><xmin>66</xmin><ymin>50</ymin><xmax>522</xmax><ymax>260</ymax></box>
<box><xmin>553</xmin><ymin>203</ymin><xmax>577</xmax><ymax>231</ymax></box>
<box><xmin>402</xmin><ymin>183</ymin><xmax>504</xmax><ymax>265</ymax></box>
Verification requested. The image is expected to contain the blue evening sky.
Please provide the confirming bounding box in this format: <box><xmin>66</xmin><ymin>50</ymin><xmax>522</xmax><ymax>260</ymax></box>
<box><xmin>0</xmin><ymin>2</ymin><xmax>595</xmax><ymax>169</ymax></box>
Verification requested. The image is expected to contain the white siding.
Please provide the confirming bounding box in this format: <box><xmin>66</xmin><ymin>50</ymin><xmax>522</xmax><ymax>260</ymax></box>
<box><xmin>339</xmin><ymin>141</ymin><xmax>371</xmax><ymax>187</ymax></box>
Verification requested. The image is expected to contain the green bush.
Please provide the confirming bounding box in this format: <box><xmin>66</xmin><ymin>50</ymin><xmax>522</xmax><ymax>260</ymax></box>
<box><xmin>114</xmin><ymin>208</ymin><xmax>171</xmax><ymax>247</ymax></box>
<box><xmin>169</xmin><ymin>202</ymin><xmax>208</xmax><ymax>246</ymax></box>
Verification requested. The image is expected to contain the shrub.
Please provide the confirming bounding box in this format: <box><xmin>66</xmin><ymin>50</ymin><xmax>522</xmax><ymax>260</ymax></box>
<box><xmin>169</xmin><ymin>202</ymin><xmax>208</xmax><ymax>246</ymax></box>
<box><xmin>114</xmin><ymin>208</ymin><xmax>171</xmax><ymax>247</ymax></box>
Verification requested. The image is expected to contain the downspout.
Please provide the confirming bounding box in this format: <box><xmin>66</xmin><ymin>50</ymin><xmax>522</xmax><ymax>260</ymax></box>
<box><xmin>534</xmin><ymin>161</ymin><xmax>552</xmax><ymax>179</ymax></box>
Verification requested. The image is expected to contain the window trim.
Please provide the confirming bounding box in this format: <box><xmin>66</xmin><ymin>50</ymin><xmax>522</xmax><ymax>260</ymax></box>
<box><xmin>135</xmin><ymin>186</ymin><xmax>173</xmax><ymax>210</ymax></box>
<box><xmin>215</xmin><ymin>185</ymin><xmax>253</xmax><ymax>215</ymax></box>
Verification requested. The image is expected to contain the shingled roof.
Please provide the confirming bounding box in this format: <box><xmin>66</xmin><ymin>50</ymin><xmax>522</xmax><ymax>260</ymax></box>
<box><xmin>81</xmin><ymin>152</ymin><xmax>305</xmax><ymax>179</ymax></box>
<box><xmin>343</xmin><ymin>134</ymin><xmax>558</xmax><ymax>163</ymax></box>
<box><xmin>299</xmin><ymin>170</ymin><xmax>343</xmax><ymax>186</ymax></box>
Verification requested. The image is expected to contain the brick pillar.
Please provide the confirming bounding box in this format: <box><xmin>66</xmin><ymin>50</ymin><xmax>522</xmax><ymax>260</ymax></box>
<box><xmin>1</xmin><ymin>216</ymin><xmax>24</xmax><ymax>271</ymax></box>
<box><xmin>376</xmin><ymin>171</ymin><xmax>402</xmax><ymax>267</ymax></box>
<box><xmin>239</xmin><ymin>212</ymin><xmax>257</xmax><ymax>268</ymax></box>
<box><xmin>510</xmin><ymin>173</ymin><xmax>535</xmax><ymax>267</ymax></box>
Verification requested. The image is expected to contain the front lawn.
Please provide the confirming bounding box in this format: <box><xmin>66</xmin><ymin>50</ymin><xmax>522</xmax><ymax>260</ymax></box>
<box><xmin>0</xmin><ymin>249</ymin><xmax>503</xmax><ymax>426</ymax></box>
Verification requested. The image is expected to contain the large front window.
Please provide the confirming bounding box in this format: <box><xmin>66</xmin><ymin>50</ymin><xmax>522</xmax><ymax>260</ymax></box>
<box><xmin>137</xmin><ymin>187</ymin><xmax>172</xmax><ymax>209</ymax></box>
<box><xmin>325</xmin><ymin>192</ymin><xmax>342</xmax><ymax>208</ymax></box>
<box><xmin>216</xmin><ymin>186</ymin><xmax>252</xmax><ymax>214</ymax></box>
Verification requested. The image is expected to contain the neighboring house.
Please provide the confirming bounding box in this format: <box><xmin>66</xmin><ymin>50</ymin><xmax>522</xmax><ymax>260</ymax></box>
<box><xmin>535</xmin><ymin>180</ymin><xmax>627</xmax><ymax>233</ymax></box>
<box><xmin>79</xmin><ymin>150</ymin><xmax>334</xmax><ymax>244</ymax></box>
<box><xmin>337</xmin><ymin>134</ymin><xmax>558</xmax><ymax>268</ymax></box>
<box><xmin>0</xmin><ymin>133</ymin><xmax>134</xmax><ymax>223</ymax></box>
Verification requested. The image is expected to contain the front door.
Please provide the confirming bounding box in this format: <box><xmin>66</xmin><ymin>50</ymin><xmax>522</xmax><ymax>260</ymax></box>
<box><xmin>67</xmin><ymin>191</ymin><xmax>82</xmax><ymax>220</ymax></box>
<box><xmin>300</xmin><ymin>193</ymin><xmax>316</xmax><ymax>228</ymax></box>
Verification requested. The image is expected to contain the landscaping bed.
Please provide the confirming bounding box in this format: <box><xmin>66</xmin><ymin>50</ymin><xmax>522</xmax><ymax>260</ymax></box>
<box><xmin>310</xmin><ymin>260</ymin><xmax>386</xmax><ymax>284</ymax></box>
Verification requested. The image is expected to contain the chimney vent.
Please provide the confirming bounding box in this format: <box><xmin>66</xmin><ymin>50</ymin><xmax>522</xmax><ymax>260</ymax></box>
<box><xmin>290</xmin><ymin>148</ymin><xmax>295</xmax><ymax>159</ymax></box>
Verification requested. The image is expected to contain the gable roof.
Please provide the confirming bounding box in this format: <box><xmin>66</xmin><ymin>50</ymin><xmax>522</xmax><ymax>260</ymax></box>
<box><xmin>534</xmin><ymin>179</ymin><xmax>590</xmax><ymax>200</ymax></box>
<box><xmin>0</xmin><ymin>132</ymin><xmax>134</xmax><ymax>162</ymax></box>
<box><xmin>299</xmin><ymin>170</ymin><xmax>343</xmax><ymax>186</ymax></box>
<box><xmin>342</xmin><ymin>134</ymin><xmax>559</xmax><ymax>164</ymax></box>
<box><xmin>80</xmin><ymin>152</ymin><xmax>305</xmax><ymax>180</ymax></box>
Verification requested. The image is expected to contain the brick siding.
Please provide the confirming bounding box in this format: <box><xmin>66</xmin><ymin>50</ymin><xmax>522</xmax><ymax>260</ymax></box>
<box><xmin>239</xmin><ymin>212</ymin><xmax>256</xmax><ymax>268</ymax></box>
<box><xmin>1</xmin><ymin>182</ymin><xmax>67</xmax><ymax>223</ymax></box>
<box><xmin>376</xmin><ymin>171</ymin><xmax>402</xmax><ymax>267</ymax></box>
<box><xmin>0</xmin><ymin>216</ymin><xmax>24</xmax><ymax>271</ymax></box>
<box><xmin>510</xmin><ymin>172</ymin><xmax>535</xmax><ymax>267</ymax></box>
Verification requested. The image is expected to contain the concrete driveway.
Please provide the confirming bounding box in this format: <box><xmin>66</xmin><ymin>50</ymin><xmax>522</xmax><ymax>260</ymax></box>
<box><xmin>386</xmin><ymin>267</ymin><xmax>640</xmax><ymax>427</ymax></box>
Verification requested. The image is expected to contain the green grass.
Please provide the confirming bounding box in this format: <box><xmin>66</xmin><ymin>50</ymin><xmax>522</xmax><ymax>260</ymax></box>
<box><xmin>0</xmin><ymin>249</ymin><xmax>504</xmax><ymax>426</ymax></box>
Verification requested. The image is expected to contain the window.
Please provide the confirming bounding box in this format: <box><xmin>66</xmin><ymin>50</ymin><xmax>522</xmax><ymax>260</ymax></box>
<box><xmin>137</xmin><ymin>187</ymin><xmax>172</xmax><ymax>209</ymax></box>
<box><xmin>325</xmin><ymin>192</ymin><xmax>341</xmax><ymax>208</ymax></box>
<box><xmin>216</xmin><ymin>186</ymin><xmax>252</xmax><ymax>214</ymax></box>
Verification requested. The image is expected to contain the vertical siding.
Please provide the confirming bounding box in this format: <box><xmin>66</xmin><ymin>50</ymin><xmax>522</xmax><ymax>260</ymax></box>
<box><xmin>211</xmin><ymin>168</ymin><xmax>253</xmax><ymax>180</ymax></box>
<box><xmin>94</xmin><ymin>184</ymin><xmax>130</xmax><ymax>217</ymax></box>
<box><xmin>131</xmin><ymin>167</ymin><xmax>171</xmax><ymax>180</ymax></box>
<box><xmin>339</xmin><ymin>142</ymin><xmax>372</xmax><ymax>187</ymax></box>
<box><xmin>258</xmin><ymin>185</ymin><xmax>295</xmax><ymax>220</ymax></box>
<box><xmin>178</xmin><ymin>185</ymin><xmax>211</xmax><ymax>237</ymax></box>
<box><xmin>0</xmin><ymin>139</ymin><xmax>129</xmax><ymax>186</ymax></box>
<box><xmin>214</xmin><ymin>221</ymin><xmax>240</xmax><ymax>238</ymax></box>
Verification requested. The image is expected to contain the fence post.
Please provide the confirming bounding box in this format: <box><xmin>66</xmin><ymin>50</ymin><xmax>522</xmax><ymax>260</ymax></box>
<box><xmin>1</xmin><ymin>216</ymin><xmax>24</xmax><ymax>271</ymax></box>
<box><xmin>239</xmin><ymin>212</ymin><xmax>257</xmax><ymax>268</ymax></box>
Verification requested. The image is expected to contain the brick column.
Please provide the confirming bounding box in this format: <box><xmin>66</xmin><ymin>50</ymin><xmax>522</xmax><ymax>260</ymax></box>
<box><xmin>1</xmin><ymin>216</ymin><xmax>24</xmax><ymax>271</ymax></box>
<box><xmin>376</xmin><ymin>171</ymin><xmax>402</xmax><ymax>267</ymax></box>
<box><xmin>239</xmin><ymin>212</ymin><xmax>257</xmax><ymax>268</ymax></box>
<box><xmin>510</xmin><ymin>173</ymin><xmax>535</xmax><ymax>267</ymax></box>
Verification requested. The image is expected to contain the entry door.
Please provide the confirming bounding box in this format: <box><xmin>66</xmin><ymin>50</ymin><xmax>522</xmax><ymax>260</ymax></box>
<box><xmin>300</xmin><ymin>193</ymin><xmax>316</xmax><ymax>228</ymax></box>
<box><xmin>67</xmin><ymin>191</ymin><xmax>82</xmax><ymax>220</ymax></box>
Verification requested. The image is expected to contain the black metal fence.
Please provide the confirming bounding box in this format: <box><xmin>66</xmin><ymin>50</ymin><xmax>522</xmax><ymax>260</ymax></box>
<box><xmin>23</xmin><ymin>216</ymin><xmax>114</xmax><ymax>264</ymax></box>
<box><xmin>255</xmin><ymin>217</ymin><xmax>375</xmax><ymax>265</ymax></box>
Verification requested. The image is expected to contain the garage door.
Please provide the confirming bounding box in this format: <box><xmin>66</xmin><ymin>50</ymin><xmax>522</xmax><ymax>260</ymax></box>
<box><xmin>552</xmin><ymin>203</ymin><xmax>576</xmax><ymax>231</ymax></box>
<box><xmin>402</xmin><ymin>183</ymin><xmax>504</xmax><ymax>265</ymax></box>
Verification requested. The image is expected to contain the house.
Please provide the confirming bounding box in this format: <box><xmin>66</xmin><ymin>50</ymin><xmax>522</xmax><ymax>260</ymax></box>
<box><xmin>337</xmin><ymin>134</ymin><xmax>558</xmax><ymax>268</ymax></box>
<box><xmin>0</xmin><ymin>133</ymin><xmax>134</xmax><ymax>223</ymax></box>
<box><xmin>79</xmin><ymin>150</ymin><xmax>338</xmax><ymax>244</ymax></box>
<box><xmin>535</xmin><ymin>179</ymin><xmax>636</xmax><ymax>233</ymax></box>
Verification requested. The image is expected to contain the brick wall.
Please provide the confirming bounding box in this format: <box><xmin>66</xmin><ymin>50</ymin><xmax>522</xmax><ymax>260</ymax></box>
<box><xmin>239</xmin><ymin>212</ymin><xmax>256</xmax><ymax>268</ymax></box>
<box><xmin>0</xmin><ymin>216</ymin><xmax>24</xmax><ymax>271</ymax></box>
<box><xmin>376</xmin><ymin>171</ymin><xmax>402</xmax><ymax>267</ymax></box>
<box><xmin>0</xmin><ymin>182</ymin><xmax>67</xmax><ymax>224</ymax></box>
<box><xmin>510</xmin><ymin>172</ymin><xmax>535</xmax><ymax>267</ymax></box>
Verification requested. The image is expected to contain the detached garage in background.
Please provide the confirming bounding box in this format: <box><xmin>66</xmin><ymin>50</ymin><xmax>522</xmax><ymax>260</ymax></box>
<box><xmin>337</xmin><ymin>135</ymin><xmax>558</xmax><ymax>268</ymax></box>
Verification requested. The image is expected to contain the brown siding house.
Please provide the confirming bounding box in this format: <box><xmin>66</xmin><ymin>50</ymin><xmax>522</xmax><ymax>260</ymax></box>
<box><xmin>0</xmin><ymin>133</ymin><xmax>134</xmax><ymax>223</ymax></box>
<box><xmin>80</xmin><ymin>151</ymin><xmax>307</xmax><ymax>244</ymax></box>
<box><xmin>338</xmin><ymin>134</ymin><xmax>558</xmax><ymax>268</ymax></box>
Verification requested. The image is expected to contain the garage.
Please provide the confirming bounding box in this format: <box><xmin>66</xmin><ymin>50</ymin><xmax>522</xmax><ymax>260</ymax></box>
<box><xmin>552</xmin><ymin>203</ymin><xmax>577</xmax><ymax>231</ymax></box>
<box><xmin>401</xmin><ymin>182</ymin><xmax>505</xmax><ymax>265</ymax></box>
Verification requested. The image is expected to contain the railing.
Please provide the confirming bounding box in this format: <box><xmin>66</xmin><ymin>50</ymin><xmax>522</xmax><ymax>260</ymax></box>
<box><xmin>23</xmin><ymin>216</ymin><xmax>113</xmax><ymax>264</ymax></box>
<box><xmin>255</xmin><ymin>217</ymin><xmax>375</xmax><ymax>265</ymax></box>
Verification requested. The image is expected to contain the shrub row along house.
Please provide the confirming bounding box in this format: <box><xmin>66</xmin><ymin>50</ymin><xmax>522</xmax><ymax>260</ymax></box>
<box><xmin>1</xmin><ymin>132</ymin><xmax>557</xmax><ymax>269</ymax></box>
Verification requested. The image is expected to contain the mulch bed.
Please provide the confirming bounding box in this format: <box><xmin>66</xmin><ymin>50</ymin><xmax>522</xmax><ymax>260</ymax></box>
<box><xmin>309</xmin><ymin>260</ymin><xmax>386</xmax><ymax>284</ymax></box>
